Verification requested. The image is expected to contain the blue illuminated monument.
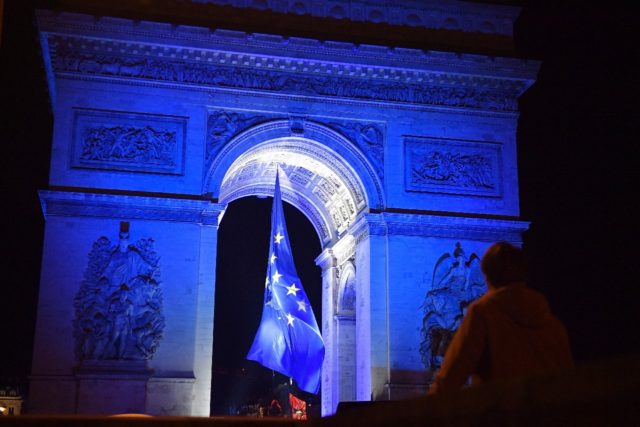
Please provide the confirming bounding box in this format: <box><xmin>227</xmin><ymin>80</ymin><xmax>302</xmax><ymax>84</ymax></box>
<box><xmin>247</xmin><ymin>171</ymin><xmax>324</xmax><ymax>394</ymax></box>
<box><xmin>30</xmin><ymin>0</ymin><xmax>539</xmax><ymax>417</ymax></box>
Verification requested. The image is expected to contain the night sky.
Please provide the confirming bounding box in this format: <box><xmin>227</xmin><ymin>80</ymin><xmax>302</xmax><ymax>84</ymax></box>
<box><xmin>1</xmin><ymin>0</ymin><xmax>637</xmax><ymax>409</ymax></box>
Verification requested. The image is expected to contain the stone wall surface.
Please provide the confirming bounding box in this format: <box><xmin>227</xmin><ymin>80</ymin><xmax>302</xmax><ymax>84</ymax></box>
<box><xmin>30</xmin><ymin>196</ymin><xmax>221</xmax><ymax>415</ymax></box>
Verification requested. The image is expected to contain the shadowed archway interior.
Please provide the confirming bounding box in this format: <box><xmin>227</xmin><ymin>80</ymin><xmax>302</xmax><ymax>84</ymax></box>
<box><xmin>211</xmin><ymin>196</ymin><xmax>322</xmax><ymax>415</ymax></box>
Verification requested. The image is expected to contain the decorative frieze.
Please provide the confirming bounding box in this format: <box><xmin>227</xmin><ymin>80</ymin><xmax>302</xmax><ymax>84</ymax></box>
<box><xmin>72</xmin><ymin>109</ymin><xmax>186</xmax><ymax>175</ymax></box>
<box><xmin>54</xmin><ymin>51</ymin><xmax>519</xmax><ymax>112</ymax></box>
<box><xmin>404</xmin><ymin>136</ymin><xmax>502</xmax><ymax>197</ymax></box>
<box><xmin>45</xmin><ymin>31</ymin><xmax>532</xmax><ymax>113</ymax></box>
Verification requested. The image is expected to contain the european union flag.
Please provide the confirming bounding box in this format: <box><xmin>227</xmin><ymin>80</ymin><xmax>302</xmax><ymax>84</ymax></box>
<box><xmin>247</xmin><ymin>170</ymin><xmax>325</xmax><ymax>394</ymax></box>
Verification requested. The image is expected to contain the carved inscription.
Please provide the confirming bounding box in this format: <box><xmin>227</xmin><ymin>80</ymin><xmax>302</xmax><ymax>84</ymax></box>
<box><xmin>72</xmin><ymin>110</ymin><xmax>186</xmax><ymax>174</ymax></box>
<box><xmin>405</xmin><ymin>137</ymin><xmax>502</xmax><ymax>197</ymax></box>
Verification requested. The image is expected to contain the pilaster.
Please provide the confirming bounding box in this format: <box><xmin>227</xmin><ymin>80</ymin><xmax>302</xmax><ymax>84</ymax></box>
<box><xmin>315</xmin><ymin>248</ymin><xmax>338</xmax><ymax>416</ymax></box>
<box><xmin>350</xmin><ymin>213</ymin><xmax>389</xmax><ymax>401</ymax></box>
<box><xmin>191</xmin><ymin>203</ymin><xmax>225</xmax><ymax>415</ymax></box>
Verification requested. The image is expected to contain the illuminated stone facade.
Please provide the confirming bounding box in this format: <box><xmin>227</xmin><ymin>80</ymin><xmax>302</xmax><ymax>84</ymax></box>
<box><xmin>31</xmin><ymin>1</ymin><xmax>537</xmax><ymax>417</ymax></box>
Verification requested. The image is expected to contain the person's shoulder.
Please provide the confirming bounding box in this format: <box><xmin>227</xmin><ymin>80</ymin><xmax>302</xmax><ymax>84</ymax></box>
<box><xmin>467</xmin><ymin>293</ymin><xmax>491</xmax><ymax>313</ymax></box>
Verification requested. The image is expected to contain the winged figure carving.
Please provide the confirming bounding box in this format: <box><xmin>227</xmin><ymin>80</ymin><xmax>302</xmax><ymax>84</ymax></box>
<box><xmin>420</xmin><ymin>242</ymin><xmax>486</xmax><ymax>371</ymax></box>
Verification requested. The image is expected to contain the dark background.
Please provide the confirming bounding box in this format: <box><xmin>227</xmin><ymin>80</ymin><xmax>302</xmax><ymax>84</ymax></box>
<box><xmin>1</xmin><ymin>0</ymin><xmax>637</xmax><ymax>409</ymax></box>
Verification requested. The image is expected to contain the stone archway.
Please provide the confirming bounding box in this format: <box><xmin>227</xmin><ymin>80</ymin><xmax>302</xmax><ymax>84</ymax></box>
<box><xmin>30</xmin><ymin>4</ymin><xmax>537</xmax><ymax>416</ymax></box>
<box><xmin>207</xmin><ymin>119</ymin><xmax>384</xmax><ymax>415</ymax></box>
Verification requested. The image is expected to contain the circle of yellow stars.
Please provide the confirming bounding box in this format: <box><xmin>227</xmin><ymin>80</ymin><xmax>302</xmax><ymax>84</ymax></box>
<box><xmin>268</xmin><ymin>230</ymin><xmax>309</xmax><ymax>327</ymax></box>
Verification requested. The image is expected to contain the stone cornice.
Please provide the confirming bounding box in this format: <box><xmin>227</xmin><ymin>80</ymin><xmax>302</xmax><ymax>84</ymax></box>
<box><xmin>190</xmin><ymin>0</ymin><xmax>520</xmax><ymax>37</ymax></box>
<box><xmin>381</xmin><ymin>212</ymin><xmax>529</xmax><ymax>242</ymax></box>
<box><xmin>39</xmin><ymin>190</ymin><xmax>226</xmax><ymax>225</ymax></box>
<box><xmin>37</xmin><ymin>10</ymin><xmax>537</xmax><ymax>77</ymax></box>
<box><xmin>350</xmin><ymin>211</ymin><xmax>528</xmax><ymax>243</ymax></box>
<box><xmin>315</xmin><ymin>247</ymin><xmax>337</xmax><ymax>270</ymax></box>
<box><xmin>37</xmin><ymin>11</ymin><xmax>539</xmax><ymax>112</ymax></box>
<box><xmin>330</xmin><ymin>234</ymin><xmax>356</xmax><ymax>264</ymax></box>
<box><xmin>351</xmin><ymin>212</ymin><xmax>388</xmax><ymax>244</ymax></box>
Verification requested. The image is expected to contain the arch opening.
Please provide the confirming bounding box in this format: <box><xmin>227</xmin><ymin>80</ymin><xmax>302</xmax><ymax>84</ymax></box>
<box><xmin>211</xmin><ymin>196</ymin><xmax>323</xmax><ymax>416</ymax></box>
<box><xmin>208</xmin><ymin>119</ymin><xmax>383</xmax><ymax>416</ymax></box>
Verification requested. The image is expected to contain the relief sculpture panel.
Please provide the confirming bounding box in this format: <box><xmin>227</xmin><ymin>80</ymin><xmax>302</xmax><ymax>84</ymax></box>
<box><xmin>325</xmin><ymin>121</ymin><xmax>384</xmax><ymax>181</ymax></box>
<box><xmin>405</xmin><ymin>137</ymin><xmax>502</xmax><ymax>197</ymax></box>
<box><xmin>72</xmin><ymin>109</ymin><xmax>186</xmax><ymax>175</ymax></box>
<box><xmin>73</xmin><ymin>222</ymin><xmax>165</xmax><ymax>361</ymax></box>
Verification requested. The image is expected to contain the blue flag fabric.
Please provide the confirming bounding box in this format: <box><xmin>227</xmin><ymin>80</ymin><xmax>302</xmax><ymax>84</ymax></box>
<box><xmin>247</xmin><ymin>170</ymin><xmax>325</xmax><ymax>394</ymax></box>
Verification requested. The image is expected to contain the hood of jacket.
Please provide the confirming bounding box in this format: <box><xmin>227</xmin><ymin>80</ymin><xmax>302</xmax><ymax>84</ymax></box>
<box><xmin>485</xmin><ymin>282</ymin><xmax>553</xmax><ymax>328</ymax></box>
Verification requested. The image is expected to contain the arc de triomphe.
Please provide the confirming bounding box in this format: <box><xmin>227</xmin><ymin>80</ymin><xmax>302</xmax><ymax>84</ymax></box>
<box><xmin>30</xmin><ymin>1</ymin><xmax>537</xmax><ymax>416</ymax></box>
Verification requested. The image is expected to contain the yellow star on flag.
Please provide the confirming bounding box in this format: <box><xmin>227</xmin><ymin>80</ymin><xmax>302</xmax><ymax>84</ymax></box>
<box><xmin>286</xmin><ymin>313</ymin><xmax>295</xmax><ymax>326</ymax></box>
<box><xmin>297</xmin><ymin>300</ymin><xmax>307</xmax><ymax>312</ymax></box>
<box><xmin>286</xmin><ymin>283</ymin><xmax>300</xmax><ymax>296</ymax></box>
<box><xmin>272</xmin><ymin>270</ymin><xmax>283</xmax><ymax>283</ymax></box>
<box><xmin>274</xmin><ymin>232</ymin><xmax>284</xmax><ymax>244</ymax></box>
<box><xmin>270</xmin><ymin>253</ymin><xmax>277</xmax><ymax>264</ymax></box>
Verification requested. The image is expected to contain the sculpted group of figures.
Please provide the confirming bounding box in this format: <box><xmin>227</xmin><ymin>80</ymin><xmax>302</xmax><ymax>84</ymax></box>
<box><xmin>80</xmin><ymin>125</ymin><xmax>177</xmax><ymax>166</ymax></box>
<box><xmin>73</xmin><ymin>223</ymin><xmax>165</xmax><ymax>361</ymax></box>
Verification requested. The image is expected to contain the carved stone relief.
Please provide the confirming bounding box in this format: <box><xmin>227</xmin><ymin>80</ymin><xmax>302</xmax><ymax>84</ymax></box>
<box><xmin>206</xmin><ymin>110</ymin><xmax>271</xmax><ymax>161</ymax></box>
<box><xmin>73</xmin><ymin>223</ymin><xmax>165</xmax><ymax>361</ymax></box>
<box><xmin>206</xmin><ymin>113</ymin><xmax>384</xmax><ymax>192</ymax></box>
<box><xmin>50</xmin><ymin>35</ymin><xmax>522</xmax><ymax>113</ymax></box>
<box><xmin>419</xmin><ymin>242</ymin><xmax>486</xmax><ymax>371</ymax></box>
<box><xmin>405</xmin><ymin>136</ymin><xmax>502</xmax><ymax>197</ymax></box>
<box><xmin>325</xmin><ymin>121</ymin><xmax>384</xmax><ymax>181</ymax></box>
<box><xmin>337</xmin><ymin>260</ymin><xmax>356</xmax><ymax>315</ymax></box>
<box><xmin>72</xmin><ymin>109</ymin><xmax>186</xmax><ymax>175</ymax></box>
